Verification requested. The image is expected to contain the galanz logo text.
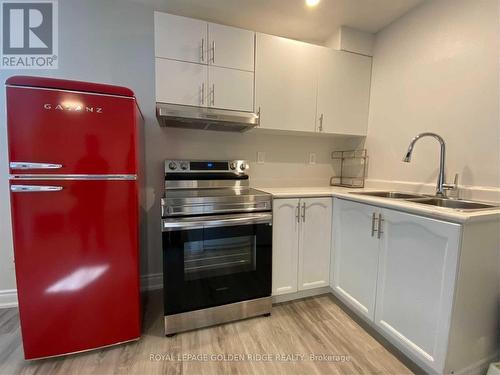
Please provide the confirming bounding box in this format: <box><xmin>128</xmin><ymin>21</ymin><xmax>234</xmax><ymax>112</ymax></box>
<box><xmin>43</xmin><ymin>103</ymin><xmax>103</xmax><ymax>113</ymax></box>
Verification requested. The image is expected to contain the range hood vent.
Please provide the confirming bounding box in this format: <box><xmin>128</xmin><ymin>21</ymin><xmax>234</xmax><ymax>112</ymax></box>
<box><xmin>156</xmin><ymin>103</ymin><xmax>259</xmax><ymax>132</ymax></box>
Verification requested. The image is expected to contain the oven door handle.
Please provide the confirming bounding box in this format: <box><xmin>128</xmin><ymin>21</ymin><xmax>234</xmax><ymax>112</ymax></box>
<box><xmin>162</xmin><ymin>201</ymin><xmax>270</xmax><ymax>216</ymax></box>
<box><xmin>162</xmin><ymin>213</ymin><xmax>272</xmax><ymax>231</ymax></box>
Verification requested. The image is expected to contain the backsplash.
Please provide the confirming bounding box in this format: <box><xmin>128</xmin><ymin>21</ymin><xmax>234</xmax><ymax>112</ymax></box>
<box><xmin>147</xmin><ymin>126</ymin><xmax>365</xmax><ymax>200</ymax></box>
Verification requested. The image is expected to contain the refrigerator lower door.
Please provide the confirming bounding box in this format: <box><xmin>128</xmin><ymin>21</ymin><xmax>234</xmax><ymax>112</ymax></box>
<box><xmin>9</xmin><ymin>179</ymin><xmax>140</xmax><ymax>359</ymax></box>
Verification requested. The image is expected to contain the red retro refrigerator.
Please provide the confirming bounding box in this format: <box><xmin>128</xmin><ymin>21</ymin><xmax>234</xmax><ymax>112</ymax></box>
<box><xmin>5</xmin><ymin>76</ymin><xmax>143</xmax><ymax>359</ymax></box>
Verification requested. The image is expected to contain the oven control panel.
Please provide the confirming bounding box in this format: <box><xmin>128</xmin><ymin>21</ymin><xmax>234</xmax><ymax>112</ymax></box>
<box><xmin>165</xmin><ymin>160</ymin><xmax>248</xmax><ymax>174</ymax></box>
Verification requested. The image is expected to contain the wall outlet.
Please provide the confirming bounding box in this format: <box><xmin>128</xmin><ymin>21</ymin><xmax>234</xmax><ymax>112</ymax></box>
<box><xmin>309</xmin><ymin>152</ymin><xmax>316</xmax><ymax>165</ymax></box>
<box><xmin>257</xmin><ymin>152</ymin><xmax>265</xmax><ymax>164</ymax></box>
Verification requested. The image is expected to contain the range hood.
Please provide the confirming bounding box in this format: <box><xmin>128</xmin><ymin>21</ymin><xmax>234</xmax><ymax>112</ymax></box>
<box><xmin>156</xmin><ymin>103</ymin><xmax>260</xmax><ymax>132</ymax></box>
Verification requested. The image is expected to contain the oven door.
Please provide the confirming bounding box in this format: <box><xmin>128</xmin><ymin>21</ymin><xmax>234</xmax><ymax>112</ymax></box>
<box><xmin>162</xmin><ymin>212</ymin><xmax>272</xmax><ymax>315</ymax></box>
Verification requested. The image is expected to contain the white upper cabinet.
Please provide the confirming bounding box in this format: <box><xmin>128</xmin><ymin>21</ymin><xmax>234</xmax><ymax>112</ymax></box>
<box><xmin>375</xmin><ymin>210</ymin><xmax>461</xmax><ymax>373</ymax></box>
<box><xmin>298</xmin><ymin>198</ymin><xmax>332</xmax><ymax>290</ymax></box>
<box><xmin>317</xmin><ymin>49</ymin><xmax>372</xmax><ymax>135</ymax></box>
<box><xmin>332</xmin><ymin>199</ymin><xmax>380</xmax><ymax>320</ymax></box>
<box><xmin>154</xmin><ymin>12</ymin><xmax>373</xmax><ymax>132</ymax></box>
<box><xmin>154</xmin><ymin>12</ymin><xmax>255</xmax><ymax>72</ymax></box>
<box><xmin>255</xmin><ymin>33</ymin><xmax>320</xmax><ymax>132</ymax></box>
<box><xmin>154</xmin><ymin>12</ymin><xmax>255</xmax><ymax>111</ymax></box>
<box><xmin>208</xmin><ymin>66</ymin><xmax>254</xmax><ymax>111</ymax></box>
<box><xmin>272</xmin><ymin>199</ymin><xmax>300</xmax><ymax>296</ymax></box>
<box><xmin>208</xmin><ymin>23</ymin><xmax>255</xmax><ymax>71</ymax></box>
<box><xmin>156</xmin><ymin>58</ymin><xmax>208</xmax><ymax>106</ymax></box>
<box><xmin>154</xmin><ymin>12</ymin><xmax>207</xmax><ymax>64</ymax></box>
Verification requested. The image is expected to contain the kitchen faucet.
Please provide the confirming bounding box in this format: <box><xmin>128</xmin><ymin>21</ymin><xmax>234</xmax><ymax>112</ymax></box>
<box><xmin>403</xmin><ymin>132</ymin><xmax>458</xmax><ymax>197</ymax></box>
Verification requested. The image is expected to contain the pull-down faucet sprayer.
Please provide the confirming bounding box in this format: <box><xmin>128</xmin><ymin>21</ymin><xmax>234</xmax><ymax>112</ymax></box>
<box><xmin>402</xmin><ymin>133</ymin><xmax>458</xmax><ymax>197</ymax></box>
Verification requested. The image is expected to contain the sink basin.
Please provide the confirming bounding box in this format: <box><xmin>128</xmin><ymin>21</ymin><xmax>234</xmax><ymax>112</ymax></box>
<box><xmin>409</xmin><ymin>198</ymin><xmax>499</xmax><ymax>211</ymax></box>
<box><xmin>350</xmin><ymin>191</ymin><xmax>427</xmax><ymax>199</ymax></box>
<box><xmin>349</xmin><ymin>190</ymin><xmax>499</xmax><ymax>212</ymax></box>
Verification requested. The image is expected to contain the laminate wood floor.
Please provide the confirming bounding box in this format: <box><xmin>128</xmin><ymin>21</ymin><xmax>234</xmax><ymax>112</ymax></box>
<box><xmin>0</xmin><ymin>291</ymin><xmax>417</xmax><ymax>375</ymax></box>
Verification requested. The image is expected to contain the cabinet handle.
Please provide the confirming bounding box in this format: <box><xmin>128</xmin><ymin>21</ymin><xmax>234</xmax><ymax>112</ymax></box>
<box><xmin>371</xmin><ymin>212</ymin><xmax>379</xmax><ymax>237</ymax></box>
<box><xmin>211</xmin><ymin>84</ymin><xmax>215</xmax><ymax>106</ymax></box>
<box><xmin>301</xmin><ymin>202</ymin><xmax>306</xmax><ymax>222</ymax></box>
<box><xmin>377</xmin><ymin>213</ymin><xmax>384</xmax><ymax>239</ymax></box>
<box><xmin>201</xmin><ymin>38</ymin><xmax>205</xmax><ymax>62</ymax></box>
<box><xmin>201</xmin><ymin>83</ymin><xmax>205</xmax><ymax>105</ymax></box>
<box><xmin>319</xmin><ymin>113</ymin><xmax>324</xmax><ymax>132</ymax></box>
<box><xmin>212</xmin><ymin>40</ymin><xmax>216</xmax><ymax>63</ymax></box>
<box><xmin>295</xmin><ymin>204</ymin><xmax>300</xmax><ymax>223</ymax></box>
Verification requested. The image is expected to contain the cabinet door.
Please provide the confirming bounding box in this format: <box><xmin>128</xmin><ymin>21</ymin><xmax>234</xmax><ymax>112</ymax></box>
<box><xmin>332</xmin><ymin>199</ymin><xmax>380</xmax><ymax>320</ymax></box>
<box><xmin>208</xmin><ymin>23</ymin><xmax>255</xmax><ymax>72</ymax></box>
<box><xmin>317</xmin><ymin>49</ymin><xmax>371</xmax><ymax>135</ymax></box>
<box><xmin>156</xmin><ymin>58</ymin><xmax>208</xmax><ymax>106</ymax></box>
<box><xmin>298</xmin><ymin>198</ymin><xmax>332</xmax><ymax>290</ymax></box>
<box><xmin>255</xmin><ymin>33</ymin><xmax>320</xmax><ymax>132</ymax></box>
<box><xmin>375</xmin><ymin>209</ymin><xmax>461</xmax><ymax>373</ymax></box>
<box><xmin>272</xmin><ymin>199</ymin><xmax>300</xmax><ymax>295</ymax></box>
<box><xmin>154</xmin><ymin>12</ymin><xmax>207</xmax><ymax>64</ymax></box>
<box><xmin>208</xmin><ymin>66</ymin><xmax>254</xmax><ymax>112</ymax></box>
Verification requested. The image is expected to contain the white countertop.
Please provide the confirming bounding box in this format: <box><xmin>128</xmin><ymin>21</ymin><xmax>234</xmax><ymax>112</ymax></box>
<box><xmin>256</xmin><ymin>186</ymin><xmax>500</xmax><ymax>224</ymax></box>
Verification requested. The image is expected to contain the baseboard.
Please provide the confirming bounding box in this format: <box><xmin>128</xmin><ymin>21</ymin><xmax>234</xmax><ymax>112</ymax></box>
<box><xmin>452</xmin><ymin>352</ymin><xmax>500</xmax><ymax>375</ymax></box>
<box><xmin>0</xmin><ymin>289</ymin><xmax>18</xmax><ymax>309</ymax></box>
<box><xmin>272</xmin><ymin>286</ymin><xmax>331</xmax><ymax>304</ymax></box>
<box><xmin>140</xmin><ymin>273</ymin><xmax>163</xmax><ymax>291</ymax></box>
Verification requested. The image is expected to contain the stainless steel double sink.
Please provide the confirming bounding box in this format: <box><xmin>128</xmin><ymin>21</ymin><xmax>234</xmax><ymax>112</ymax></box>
<box><xmin>349</xmin><ymin>191</ymin><xmax>499</xmax><ymax>212</ymax></box>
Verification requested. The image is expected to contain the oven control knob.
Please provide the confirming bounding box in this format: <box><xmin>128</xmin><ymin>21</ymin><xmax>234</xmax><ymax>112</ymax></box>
<box><xmin>229</xmin><ymin>162</ymin><xmax>236</xmax><ymax>170</ymax></box>
<box><xmin>168</xmin><ymin>162</ymin><xmax>177</xmax><ymax>170</ymax></box>
<box><xmin>180</xmin><ymin>162</ymin><xmax>188</xmax><ymax>170</ymax></box>
<box><xmin>240</xmin><ymin>163</ymin><xmax>247</xmax><ymax>171</ymax></box>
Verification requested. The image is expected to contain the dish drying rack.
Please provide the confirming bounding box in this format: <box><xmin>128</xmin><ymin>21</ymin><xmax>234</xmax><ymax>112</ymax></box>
<box><xmin>330</xmin><ymin>149</ymin><xmax>367</xmax><ymax>188</ymax></box>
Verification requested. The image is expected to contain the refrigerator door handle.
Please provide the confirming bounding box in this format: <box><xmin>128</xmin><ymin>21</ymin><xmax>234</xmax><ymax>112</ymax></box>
<box><xmin>9</xmin><ymin>174</ymin><xmax>137</xmax><ymax>180</ymax></box>
<box><xmin>10</xmin><ymin>162</ymin><xmax>62</xmax><ymax>170</ymax></box>
<box><xmin>11</xmin><ymin>185</ymin><xmax>63</xmax><ymax>193</ymax></box>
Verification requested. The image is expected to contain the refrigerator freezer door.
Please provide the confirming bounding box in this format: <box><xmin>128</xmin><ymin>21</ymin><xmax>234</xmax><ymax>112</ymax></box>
<box><xmin>9</xmin><ymin>179</ymin><xmax>141</xmax><ymax>359</ymax></box>
<box><xmin>6</xmin><ymin>85</ymin><xmax>138</xmax><ymax>175</ymax></box>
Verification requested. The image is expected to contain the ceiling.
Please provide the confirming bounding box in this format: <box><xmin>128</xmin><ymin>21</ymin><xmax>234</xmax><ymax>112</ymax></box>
<box><xmin>139</xmin><ymin>0</ymin><xmax>427</xmax><ymax>44</ymax></box>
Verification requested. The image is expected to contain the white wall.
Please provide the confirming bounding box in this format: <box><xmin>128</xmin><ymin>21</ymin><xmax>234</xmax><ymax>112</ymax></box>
<box><xmin>366</xmin><ymin>0</ymin><xmax>500</xmax><ymax>194</ymax></box>
<box><xmin>0</xmin><ymin>0</ymin><xmax>360</xmax><ymax>297</ymax></box>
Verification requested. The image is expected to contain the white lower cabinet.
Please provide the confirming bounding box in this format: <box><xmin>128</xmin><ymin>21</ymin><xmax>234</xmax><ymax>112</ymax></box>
<box><xmin>298</xmin><ymin>198</ymin><xmax>332</xmax><ymax>290</ymax></box>
<box><xmin>374</xmin><ymin>209</ymin><xmax>461</xmax><ymax>373</ymax></box>
<box><xmin>331</xmin><ymin>199</ymin><xmax>380</xmax><ymax>320</ymax></box>
<box><xmin>331</xmin><ymin>198</ymin><xmax>462</xmax><ymax>374</ymax></box>
<box><xmin>272</xmin><ymin>198</ymin><xmax>300</xmax><ymax>295</ymax></box>
<box><xmin>272</xmin><ymin>197</ymin><xmax>332</xmax><ymax>296</ymax></box>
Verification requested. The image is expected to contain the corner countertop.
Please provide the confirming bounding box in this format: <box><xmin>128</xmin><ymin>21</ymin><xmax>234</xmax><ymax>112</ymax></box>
<box><xmin>255</xmin><ymin>186</ymin><xmax>500</xmax><ymax>224</ymax></box>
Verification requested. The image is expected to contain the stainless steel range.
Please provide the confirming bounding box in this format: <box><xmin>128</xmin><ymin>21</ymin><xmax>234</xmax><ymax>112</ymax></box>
<box><xmin>161</xmin><ymin>159</ymin><xmax>272</xmax><ymax>336</ymax></box>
